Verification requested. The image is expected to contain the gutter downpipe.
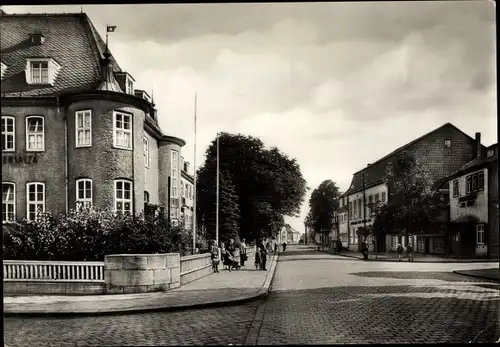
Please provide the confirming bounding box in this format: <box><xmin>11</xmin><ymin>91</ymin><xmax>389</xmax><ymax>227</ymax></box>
<box><xmin>58</xmin><ymin>95</ymin><xmax>69</xmax><ymax>214</ymax></box>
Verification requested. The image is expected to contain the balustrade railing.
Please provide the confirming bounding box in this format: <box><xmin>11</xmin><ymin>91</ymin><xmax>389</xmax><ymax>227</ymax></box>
<box><xmin>3</xmin><ymin>260</ymin><xmax>105</xmax><ymax>282</ymax></box>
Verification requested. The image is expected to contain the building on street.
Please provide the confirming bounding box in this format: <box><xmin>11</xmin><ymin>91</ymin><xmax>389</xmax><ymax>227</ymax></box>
<box><xmin>339</xmin><ymin>123</ymin><xmax>487</xmax><ymax>253</ymax></box>
<box><xmin>180</xmin><ymin>158</ymin><xmax>194</xmax><ymax>229</ymax></box>
<box><xmin>1</xmin><ymin>12</ymin><xmax>187</xmax><ymax>222</ymax></box>
<box><xmin>442</xmin><ymin>142</ymin><xmax>498</xmax><ymax>259</ymax></box>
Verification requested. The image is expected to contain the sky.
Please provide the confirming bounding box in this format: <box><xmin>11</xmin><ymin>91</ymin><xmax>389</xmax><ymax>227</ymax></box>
<box><xmin>4</xmin><ymin>2</ymin><xmax>497</xmax><ymax>234</ymax></box>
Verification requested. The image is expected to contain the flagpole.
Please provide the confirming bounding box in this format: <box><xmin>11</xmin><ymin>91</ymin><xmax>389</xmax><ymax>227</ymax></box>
<box><xmin>192</xmin><ymin>93</ymin><xmax>198</xmax><ymax>255</ymax></box>
<box><xmin>216</xmin><ymin>132</ymin><xmax>220</xmax><ymax>246</ymax></box>
<box><xmin>105</xmin><ymin>24</ymin><xmax>109</xmax><ymax>52</ymax></box>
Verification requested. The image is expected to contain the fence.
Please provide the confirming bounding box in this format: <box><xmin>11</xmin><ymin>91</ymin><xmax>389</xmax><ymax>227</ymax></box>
<box><xmin>3</xmin><ymin>260</ymin><xmax>105</xmax><ymax>282</ymax></box>
<box><xmin>180</xmin><ymin>253</ymin><xmax>212</xmax><ymax>285</ymax></box>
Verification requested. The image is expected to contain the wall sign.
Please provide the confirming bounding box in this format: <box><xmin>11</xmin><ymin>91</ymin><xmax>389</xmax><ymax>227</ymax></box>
<box><xmin>2</xmin><ymin>154</ymin><xmax>38</xmax><ymax>165</ymax></box>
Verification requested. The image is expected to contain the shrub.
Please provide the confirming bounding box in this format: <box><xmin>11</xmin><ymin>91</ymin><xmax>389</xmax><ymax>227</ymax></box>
<box><xmin>2</xmin><ymin>207</ymin><xmax>199</xmax><ymax>261</ymax></box>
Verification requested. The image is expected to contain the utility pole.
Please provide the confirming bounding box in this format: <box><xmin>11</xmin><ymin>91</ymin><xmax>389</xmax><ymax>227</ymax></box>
<box><xmin>192</xmin><ymin>93</ymin><xmax>198</xmax><ymax>254</ymax></box>
<box><xmin>216</xmin><ymin>132</ymin><xmax>220</xmax><ymax>246</ymax></box>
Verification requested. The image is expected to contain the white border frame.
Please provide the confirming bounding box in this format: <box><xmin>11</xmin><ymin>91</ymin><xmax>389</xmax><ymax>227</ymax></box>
<box><xmin>26</xmin><ymin>182</ymin><xmax>45</xmax><ymax>221</ymax></box>
<box><xmin>75</xmin><ymin>110</ymin><xmax>92</xmax><ymax>148</ymax></box>
<box><xmin>2</xmin><ymin>116</ymin><xmax>15</xmax><ymax>152</ymax></box>
<box><xmin>112</xmin><ymin>111</ymin><xmax>133</xmax><ymax>150</ymax></box>
<box><xmin>143</xmin><ymin>136</ymin><xmax>149</xmax><ymax>168</ymax></box>
<box><xmin>114</xmin><ymin>179</ymin><xmax>133</xmax><ymax>214</ymax></box>
<box><xmin>25</xmin><ymin>116</ymin><xmax>45</xmax><ymax>152</ymax></box>
<box><xmin>76</xmin><ymin>178</ymin><xmax>93</xmax><ymax>209</ymax></box>
<box><xmin>2</xmin><ymin>182</ymin><xmax>16</xmax><ymax>222</ymax></box>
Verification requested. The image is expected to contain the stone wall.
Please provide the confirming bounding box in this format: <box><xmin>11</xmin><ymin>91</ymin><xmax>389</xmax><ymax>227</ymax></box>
<box><xmin>104</xmin><ymin>253</ymin><xmax>180</xmax><ymax>294</ymax></box>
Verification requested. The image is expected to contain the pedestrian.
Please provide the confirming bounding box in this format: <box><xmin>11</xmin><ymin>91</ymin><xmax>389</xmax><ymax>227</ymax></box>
<box><xmin>361</xmin><ymin>241</ymin><xmax>368</xmax><ymax>261</ymax></box>
<box><xmin>220</xmin><ymin>242</ymin><xmax>229</xmax><ymax>270</ymax></box>
<box><xmin>407</xmin><ymin>243</ymin><xmax>414</xmax><ymax>262</ymax></box>
<box><xmin>266</xmin><ymin>239</ymin><xmax>273</xmax><ymax>254</ymax></box>
<box><xmin>227</xmin><ymin>238</ymin><xmax>240</xmax><ymax>271</ymax></box>
<box><xmin>210</xmin><ymin>240</ymin><xmax>220</xmax><ymax>273</ymax></box>
<box><xmin>282</xmin><ymin>241</ymin><xmax>287</xmax><ymax>252</ymax></box>
<box><xmin>240</xmin><ymin>238</ymin><xmax>248</xmax><ymax>266</ymax></box>
<box><xmin>397</xmin><ymin>243</ymin><xmax>403</xmax><ymax>261</ymax></box>
<box><xmin>274</xmin><ymin>241</ymin><xmax>278</xmax><ymax>253</ymax></box>
<box><xmin>254</xmin><ymin>239</ymin><xmax>262</xmax><ymax>270</ymax></box>
<box><xmin>258</xmin><ymin>239</ymin><xmax>268</xmax><ymax>271</ymax></box>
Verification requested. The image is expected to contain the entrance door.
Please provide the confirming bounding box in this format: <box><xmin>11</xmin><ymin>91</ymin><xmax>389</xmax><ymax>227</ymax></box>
<box><xmin>424</xmin><ymin>238</ymin><xmax>430</xmax><ymax>254</ymax></box>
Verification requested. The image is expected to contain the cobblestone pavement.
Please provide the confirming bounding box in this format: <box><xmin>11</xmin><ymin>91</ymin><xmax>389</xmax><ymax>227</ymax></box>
<box><xmin>254</xmin><ymin>245</ymin><xmax>499</xmax><ymax>344</ymax></box>
<box><xmin>4</xmin><ymin>245</ymin><xmax>498</xmax><ymax>346</ymax></box>
<box><xmin>4</xmin><ymin>301</ymin><xmax>261</xmax><ymax>346</ymax></box>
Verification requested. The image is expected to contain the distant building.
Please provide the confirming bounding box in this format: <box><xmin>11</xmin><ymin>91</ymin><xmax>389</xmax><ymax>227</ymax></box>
<box><xmin>340</xmin><ymin>123</ymin><xmax>486</xmax><ymax>253</ymax></box>
<box><xmin>180</xmin><ymin>158</ymin><xmax>194</xmax><ymax>229</ymax></box>
<box><xmin>444</xmin><ymin>142</ymin><xmax>498</xmax><ymax>259</ymax></box>
<box><xmin>280</xmin><ymin>224</ymin><xmax>300</xmax><ymax>244</ymax></box>
<box><xmin>1</xmin><ymin>12</ymin><xmax>186</xmax><ymax>222</ymax></box>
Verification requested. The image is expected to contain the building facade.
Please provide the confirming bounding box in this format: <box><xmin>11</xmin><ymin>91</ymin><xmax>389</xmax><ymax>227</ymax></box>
<box><xmin>180</xmin><ymin>158</ymin><xmax>194</xmax><ymax>229</ymax></box>
<box><xmin>445</xmin><ymin>143</ymin><xmax>498</xmax><ymax>259</ymax></box>
<box><xmin>1</xmin><ymin>12</ymin><xmax>186</xmax><ymax>222</ymax></box>
<box><xmin>339</xmin><ymin>123</ymin><xmax>486</xmax><ymax>253</ymax></box>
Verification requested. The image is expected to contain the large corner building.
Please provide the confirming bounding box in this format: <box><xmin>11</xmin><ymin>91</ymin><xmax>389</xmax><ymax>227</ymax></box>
<box><xmin>1</xmin><ymin>12</ymin><xmax>193</xmax><ymax>224</ymax></box>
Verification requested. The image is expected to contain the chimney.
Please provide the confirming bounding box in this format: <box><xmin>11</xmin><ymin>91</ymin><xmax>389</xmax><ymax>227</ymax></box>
<box><xmin>367</xmin><ymin>163</ymin><xmax>371</xmax><ymax>167</ymax></box>
<box><xmin>475</xmin><ymin>132</ymin><xmax>481</xmax><ymax>158</ymax></box>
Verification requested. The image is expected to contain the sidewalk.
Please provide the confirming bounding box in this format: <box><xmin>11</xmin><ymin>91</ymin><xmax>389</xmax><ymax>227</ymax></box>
<box><xmin>4</xmin><ymin>252</ymin><xmax>279</xmax><ymax>316</ymax></box>
<box><xmin>453</xmin><ymin>268</ymin><xmax>499</xmax><ymax>281</ymax></box>
<box><xmin>308</xmin><ymin>244</ymin><xmax>499</xmax><ymax>263</ymax></box>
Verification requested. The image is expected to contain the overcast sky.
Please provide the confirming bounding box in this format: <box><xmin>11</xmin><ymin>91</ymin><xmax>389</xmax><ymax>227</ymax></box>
<box><xmin>5</xmin><ymin>2</ymin><xmax>497</xmax><ymax>234</ymax></box>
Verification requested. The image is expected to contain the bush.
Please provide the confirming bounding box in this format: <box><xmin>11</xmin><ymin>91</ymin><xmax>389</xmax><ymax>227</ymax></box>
<box><xmin>2</xmin><ymin>207</ymin><xmax>200</xmax><ymax>261</ymax></box>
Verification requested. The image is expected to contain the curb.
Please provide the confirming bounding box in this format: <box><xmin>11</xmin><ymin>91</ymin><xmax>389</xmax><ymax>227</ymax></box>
<box><xmin>452</xmin><ymin>270</ymin><xmax>499</xmax><ymax>282</ymax></box>
<box><xmin>4</xmin><ymin>254</ymin><xmax>280</xmax><ymax>317</ymax></box>
<box><xmin>308</xmin><ymin>244</ymin><xmax>499</xmax><ymax>263</ymax></box>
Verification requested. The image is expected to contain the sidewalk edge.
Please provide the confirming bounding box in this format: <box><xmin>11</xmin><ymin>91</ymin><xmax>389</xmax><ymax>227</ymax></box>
<box><xmin>4</xmin><ymin>255</ymin><xmax>280</xmax><ymax>317</ymax></box>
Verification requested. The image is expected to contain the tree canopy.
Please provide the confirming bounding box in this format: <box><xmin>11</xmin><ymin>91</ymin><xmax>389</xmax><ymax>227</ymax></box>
<box><xmin>307</xmin><ymin>180</ymin><xmax>341</xmax><ymax>234</ymax></box>
<box><xmin>372</xmin><ymin>151</ymin><xmax>448</xmax><ymax>236</ymax></box>
<box><xmin>196</xmin><ymin>132</ymin><xmax>307</xmax><ymax>242</ymax></box>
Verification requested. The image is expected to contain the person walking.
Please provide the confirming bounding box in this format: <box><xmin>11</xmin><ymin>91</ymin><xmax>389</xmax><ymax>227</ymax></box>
<box><xmin>210</xmin><ymin>240</ymin><xmax>220</xmax><ymax>273</ymax></box>
<box><xmin>220</xmin><ymin>242</ymin><xmax>230</xmax><ymax>270</ymax></box>
<box><xmin>239</xmin><ymin>238</ymin><xmax>248</xmax><ymax>266</ymax></box>
<box><xmin>361</xmin><ymin>241</ymin><xmax>368</xmax><ymax>261</ymax></box>
<box><xmin>258</xmin><ymin>239</ymin><xmax>268</xmax><ymax>271</ymax></box>
<box><xmin>407</xmin><ymin>243</ymin><xmax>414</xmax><ymax>262</ymax></box>
<box><xmin>274</xmin><ymin>241</ymin><xmax>278</xmax><ymax>253</ymax></box>
<box><xmin>397</xmin><ymin>243</ymin><xmax>403</xmax><ymax>261</ymax></box>
<box><xmin>254</xmin><ymin>239</ymin><xmax>262</xmax><ymax>270</ymax></box>
<box><xmin>227</xmin><ymin>238</ymin><xmax>240</xmax><ymax>271</ymax></box>
<box><xmin>282</xmin><ymin>241</ymin><xmax>287</xmax><ymax>252</ymax></box>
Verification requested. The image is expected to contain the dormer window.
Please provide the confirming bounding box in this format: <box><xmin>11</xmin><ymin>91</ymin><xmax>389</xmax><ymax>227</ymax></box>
<box><xmin>1</xmin><ymin>62</ymin><xmax>7</xmax><ymax>80</ymax></box>
<box><xmin>126</xmin><ymin>76</ymin><xmax>134</xmax><ymax>95</ymax></box>
<box><xmin>25</xmin><ymin>58</ymin><xmax>61</xmax><ymax>85</ymax></box>
<box><xmin>487</xmin><ymin>149</ymin><xmax>494</xmax><ymax>157</ymax></box>
<box><xmin>29</xmin><ymin>33</ymin><xmax>46</xmax><ymax>45</ymax></box>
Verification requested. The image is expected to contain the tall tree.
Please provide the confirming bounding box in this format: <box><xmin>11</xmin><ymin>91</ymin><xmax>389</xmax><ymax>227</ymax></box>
<box><xmin>197</xmin><ymin>133</ymin><xmax>307</xmax><ymax>242</ymax></box>
<box><xmin>372</xmin><ymin>151</ymin><xmax>448</xmax><ymax>236</ymax></box>
<box><xmin>308</xmin><ymin>180</ymin><xmax>341</xmax><ymax>234</ymax></box>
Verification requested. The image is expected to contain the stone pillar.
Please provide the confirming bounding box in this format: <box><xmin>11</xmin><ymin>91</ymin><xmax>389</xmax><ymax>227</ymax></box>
<box><xmin>104</xmin><ymin>253</ymin><xmax>181</xmax><ymax>294</ymax></box>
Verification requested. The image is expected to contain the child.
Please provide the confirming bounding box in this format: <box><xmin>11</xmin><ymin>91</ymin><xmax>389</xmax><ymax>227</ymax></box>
<box><xmin>210</xmin><ymin>240</ymin><xmax>220</xmax><ymax>273</ymax></box>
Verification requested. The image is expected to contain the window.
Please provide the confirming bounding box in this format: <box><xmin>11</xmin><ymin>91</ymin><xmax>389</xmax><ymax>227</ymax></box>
<box><xmin>452</xmin><ymin>179</ymin><xmax>459</xmax><ymax>197</ymax></box>
<box><xmin>180</xmin><ymin>183</ymin><xmax>184</xmax><ymax>197</ymax></box>
<box><xmin>75</xmin><ymin>110</ymin><xmax>92</xmax><ymax>147</ymax></box>
<box><xmin>381</xmin><ymin>192</ymin><xmax>386</xmax><ymax>203</ymax></box>
<box><xmin>143</xmin><ymin>137</ymin><xmax>149</xmax><ymax>167</ymax></box>
<box><xmin>368</xmin><ymin>195</ymin><xmax>373</xmax><ymax>215</ymax></box>
<box><xmin>31</xmin><ymin>61</ymin><xmax>49</xmax><ymax>84</ymax></box>
<box><xmin>76</xmin><ymin>179</ymin><xmax>92</xmax><ymax>209</ymax></box>
<box><xmin>172</xmin><ymin>150</ymin><xmax>178</xmax><ymax>169</ymax></box>
<box><xmin>26</xmin><ymin>182</ymin><xmax>45</xmax><ymax>221</ymax></box>
<box><xmin>1</xmin><ymin>62</ymin><xmax>7</xmax><ymax>79</ymax></box>
<box><xmin>26</xmin><ymin>116</ymin><xmax>44</xmax><ymax>151</ymax></box>
<box><xmin>433</xmin><ymin>238</ymin><xmax>444</xmax><ymax>251</ymax></box>
<box><xmin>113</xmin><ymin>111</ymin><xmax>132</xmax><ymax>149</ymax></box>
<box><xmin>172</xmin><ymin>178</ymin><xmax>178</xmax><ymax>198</ymax></box>
<box><xmin>466</xmin><ymin>171</ymin><xmax>484</xmax><ymax>194</ymax></box>
<box><xmin>2</xmin><ymin>183</ymin><xmax>15</xmax><ymax>222</ymax></box>
<box><xmin>444</xmin><ymin>139</ymin><xmax>451</xmax><ymax>148</ymax></box>
<box><xmin>375</xmin><ymin>193</ymin><xmax>380</xmax><ymax>202</ymax></box>
<box><xmin>144</xmin><ymin>191</ymin><xmax>150</xmax><ymax>203</ymax></box>
<box><xmin>487</xmin><ymin>149</ymin><xmax>494</xmax><ymax>157</ymax></box>
<box><xmin>392</xmin><ymin>236</ymin><xmax>398</xmax><ymax>247</ymax></box>
<box><xmin>339</xmin><ymin>199</ymin><xmax>343</xmax><ymax>208</ymax></box>
<box><xmin>171</xmin><ymin>150</ymin><xmax>179</xmax><ymax>198</ymax></box>
<box><xmin>2</xmin><ymin>116</ymin><xmax>15</xmax><ymax>151</ymax></box>
<box><xmin>476</xmin><ymin>224</ymin><xmax>485</xmax><ymax>244</ymax></box>
<box><xmin>358</xmin><ymin>199</ymin><xmax>362</xmax><ymax>219</ymax></box>
<box><xmin>115</xmin><ymin>180</ymin><xmax>132</xmax><ymax>215</ymax></box>
<box><xmin>126</xmin><ymin>77</ymin><xmax>134</xmax><ymax>95</ymax></box>
<box><xmin>353</xmin><ymin>200</ymin><xmax>357</xmax><ymax>218</ymax></box>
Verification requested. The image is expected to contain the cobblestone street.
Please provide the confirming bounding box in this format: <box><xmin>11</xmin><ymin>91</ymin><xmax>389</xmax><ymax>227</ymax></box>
<box><xmin>4</xmin><ymin>245</ymin><xmax>499</xmax><ymax>346</ymax></box>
